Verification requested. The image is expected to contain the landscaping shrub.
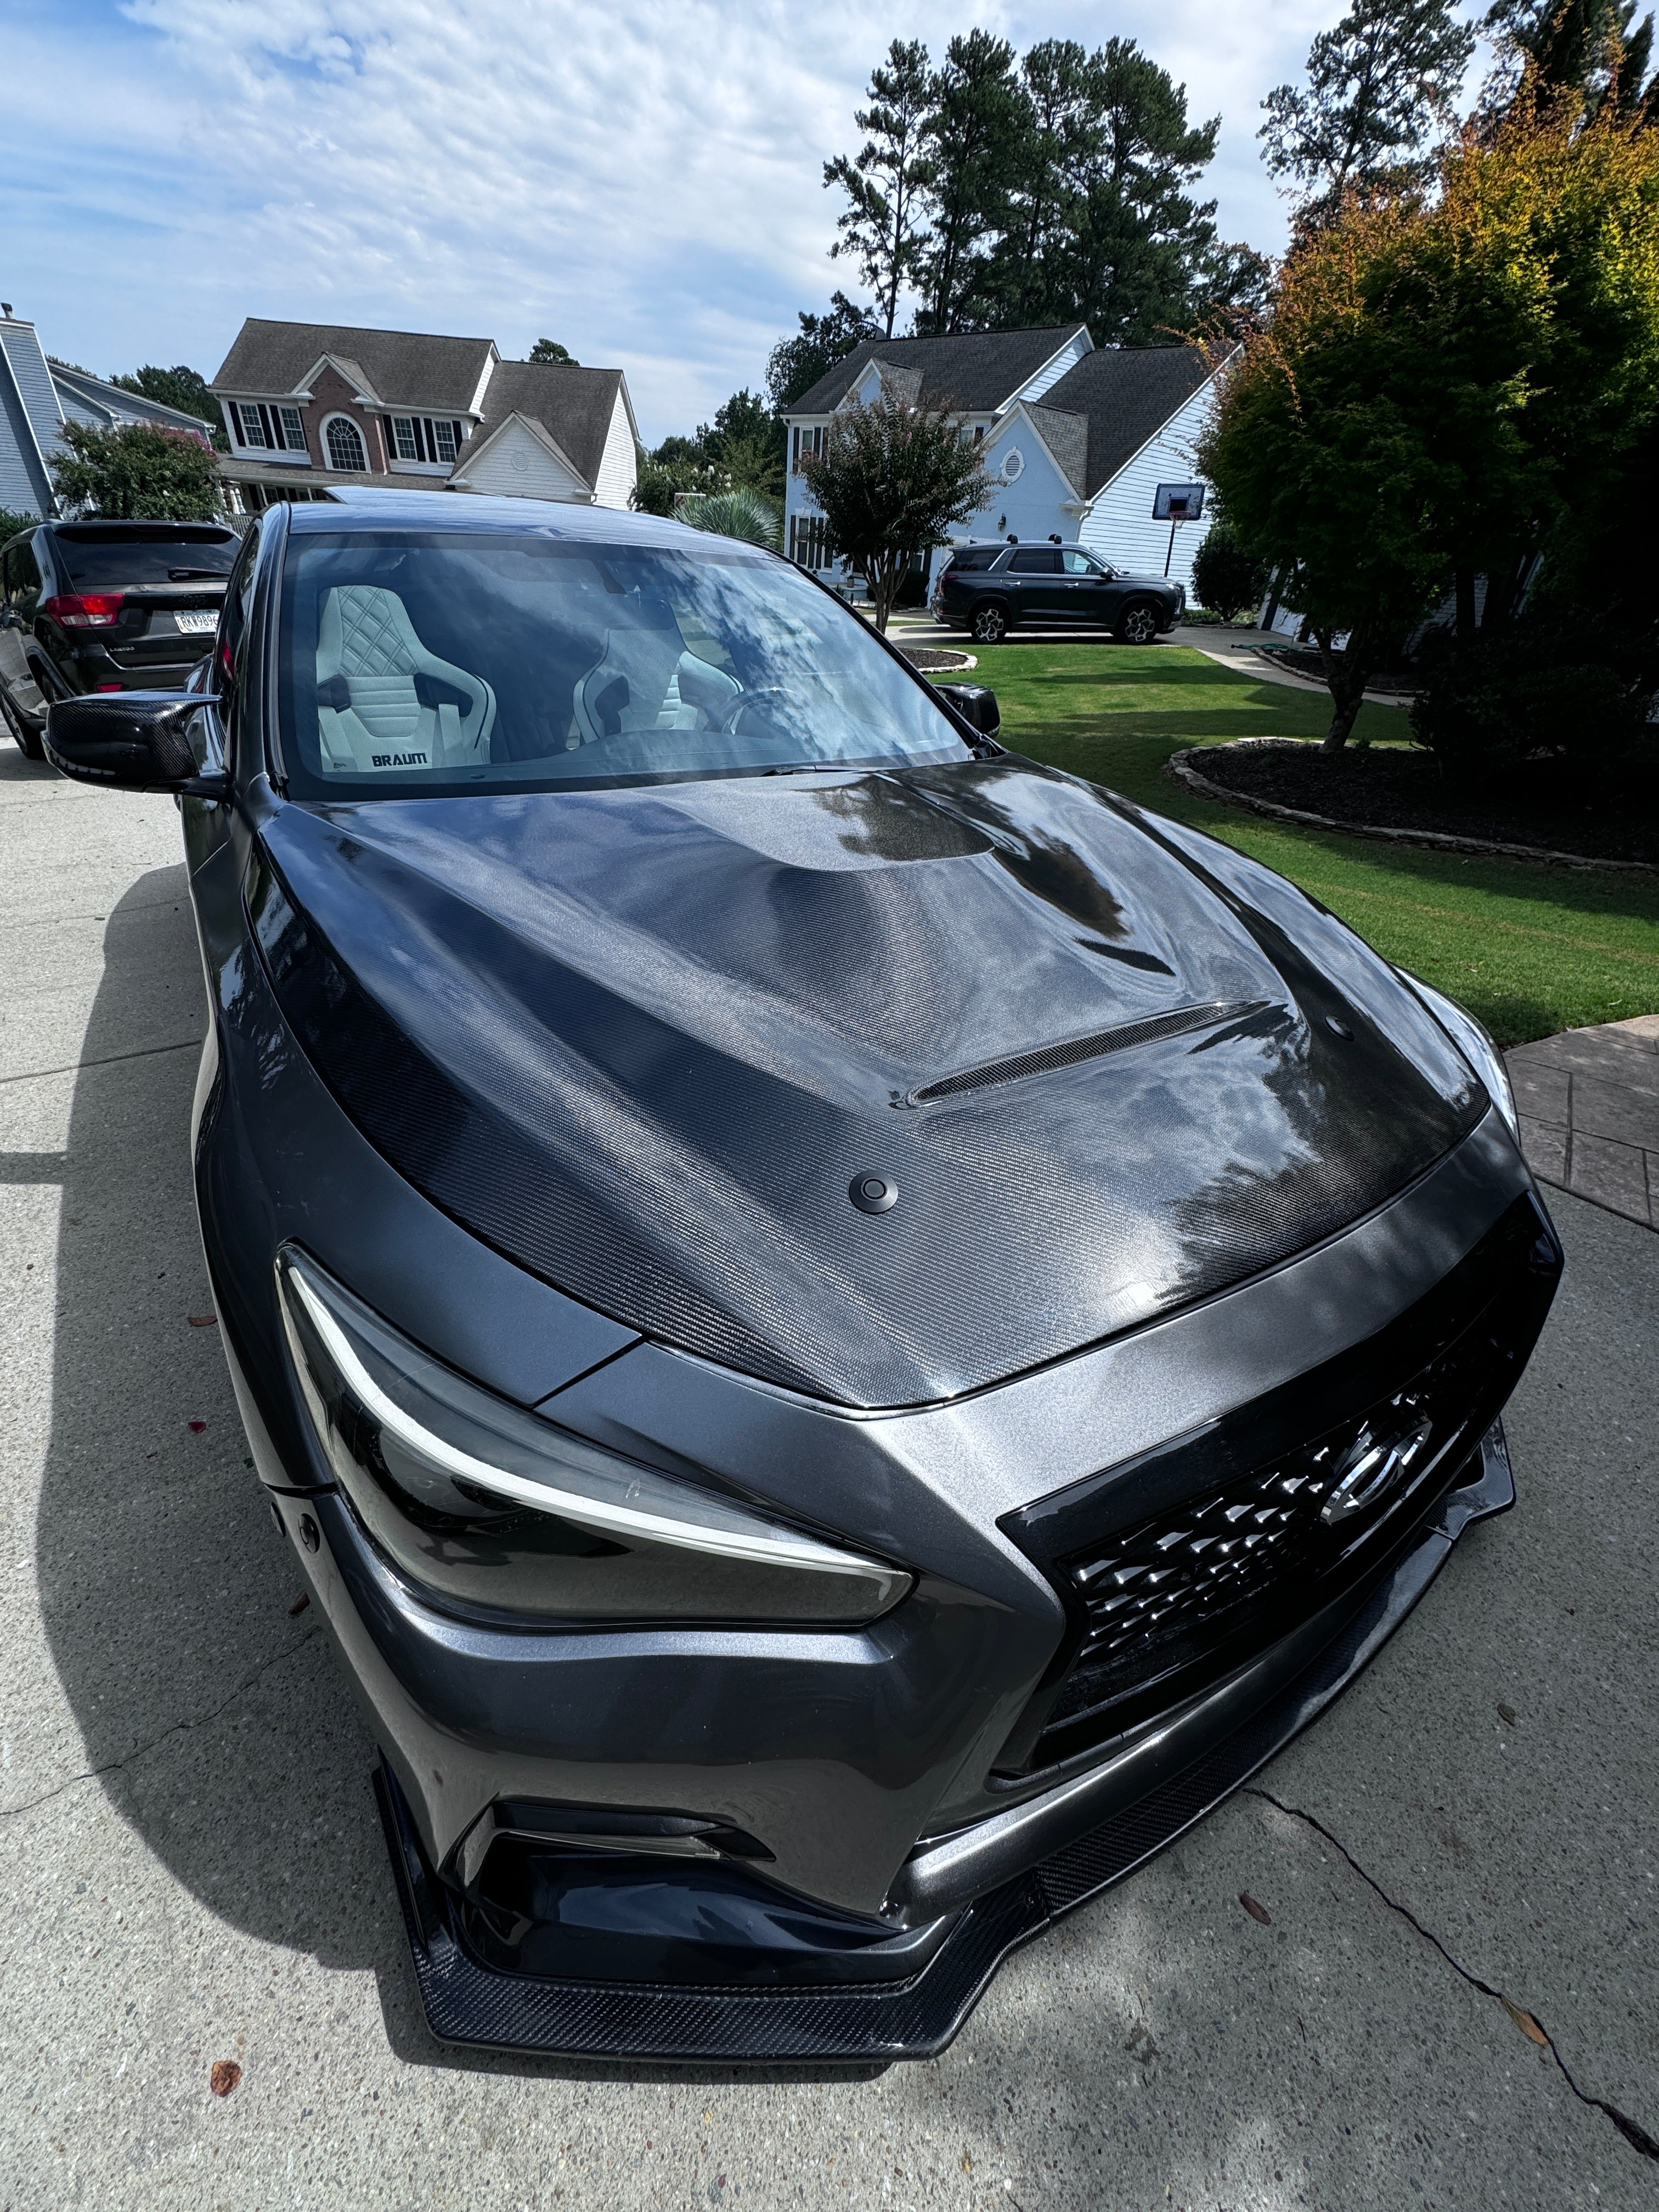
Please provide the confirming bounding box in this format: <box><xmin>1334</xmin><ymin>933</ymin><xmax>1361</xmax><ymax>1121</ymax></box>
<box><xmin>51</xmin><ymin>421</ymin><xmax>222</xmax><ymax>520</ymax></box>
<box><xmin>1409</xmin><ymin>613</ymin><xmax>1654</xmax><ymax>782</ymax></box>
<box><xmin>0</xmin><ymin>507</ymin><xmax>41</xmax><ymax>546</ymax></box>
<box><xmin>1190</xmin><ymin>518</ymin><xmax>1267</xmax><ymax>624</ymax></box>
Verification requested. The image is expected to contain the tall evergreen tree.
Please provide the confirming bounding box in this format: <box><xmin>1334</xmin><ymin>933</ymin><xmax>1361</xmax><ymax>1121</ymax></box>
<box><xmin>915</xmin><ymin>32</ymin><xmax>1033</xmax><ymax>333</ymax></box>
<box><xmin>823</xmin><ymin>41</ymin><xmax>935</xmax><ymax>339</ymax></box>
<box><xmin>1482</xmin><ymin>0</ymin><xmax>1658</xmax><ymax>120</ymax></box>
<box><xmin>990</xmin><ymin>41</ymin><xmax>1103</xmax><ymax>325</ymax></box>
<box><xmin>1260</xmin><ymin>0</ymin><xmax>1476</xmax><ymax>209</ymax></box>
<box><xmin>765</xmin><ymin>294</ymin><xmax>880</xmax><ymax>413</ymax></box>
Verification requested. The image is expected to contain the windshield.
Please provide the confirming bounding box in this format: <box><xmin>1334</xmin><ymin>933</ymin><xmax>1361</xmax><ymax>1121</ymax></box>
<box><xmin>57</xmin><ymin>527</ymin><xmax>239</xmax><ymax>588</ymax></box>
<box><xmin>274</xmin><ymin>531</ymin><xmax>973</xmax><ymax>796</ymax></box>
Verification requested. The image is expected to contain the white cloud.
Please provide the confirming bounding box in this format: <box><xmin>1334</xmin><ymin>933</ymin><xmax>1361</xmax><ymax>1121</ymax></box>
<box><xmin>2</xmin><ymin>0</ymin><xmax>1458</xmax><ymax>439</ymax></box>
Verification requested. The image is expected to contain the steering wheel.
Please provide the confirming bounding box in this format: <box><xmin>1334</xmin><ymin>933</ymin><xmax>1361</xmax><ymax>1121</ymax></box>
<box><xmin>713</xmin><ymin>686</ymin><xmax>792</xmax><ymax>736</ymax></box>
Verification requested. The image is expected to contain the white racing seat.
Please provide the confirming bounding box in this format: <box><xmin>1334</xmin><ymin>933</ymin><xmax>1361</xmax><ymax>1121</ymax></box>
<box><xmin>314</xmin><ymin>585</ymin><xmax>496</xmax><ymax>775</ymax></box>
<box><xmin>571</xmin><ymin>626</ymin><xmax>741</xmax><ymax>748</ymax></box>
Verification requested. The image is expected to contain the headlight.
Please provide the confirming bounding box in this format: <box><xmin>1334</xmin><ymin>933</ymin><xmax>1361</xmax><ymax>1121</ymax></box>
<box><xmin>276</xmin><ymin>1249</ymin><xmax>910</xmax><ymax>1626</ymax></box>
<box><xmin>1397</xmin><ymin>972</ymin><xmax>1520</xmax><ymax>1142</ymax></box>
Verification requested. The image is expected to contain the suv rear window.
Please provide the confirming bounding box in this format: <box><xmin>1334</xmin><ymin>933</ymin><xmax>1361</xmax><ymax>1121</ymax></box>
<box><xmin>54</xmin><ymin>527</ymin><xmax>240</xmax><ymax>589</ymax></box>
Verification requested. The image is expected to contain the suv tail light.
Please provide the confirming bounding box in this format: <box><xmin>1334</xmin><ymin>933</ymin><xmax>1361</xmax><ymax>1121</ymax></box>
<box><xmin>43</xmin><ymin>592</ymin><xmax>126</xmax><ymax>629</ymax></box>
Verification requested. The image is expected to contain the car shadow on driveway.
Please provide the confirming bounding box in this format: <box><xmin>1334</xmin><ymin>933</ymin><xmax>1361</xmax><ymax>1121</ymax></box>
<box><xmin>30</xmin><ymin>866</ymin><xmax>891</xmax><ymax>2084</ymax></box>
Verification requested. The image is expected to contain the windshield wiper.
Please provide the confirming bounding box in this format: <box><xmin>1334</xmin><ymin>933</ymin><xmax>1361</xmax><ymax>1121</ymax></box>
<box><xmin>759</xmin><ymin>761</ymin><xmax>851</xmax><ymax>776</ymax></box>
<box><xmin>168</xmin><ymin>567</ymin><xmax>229</xmax><ymax>581</ymax></box>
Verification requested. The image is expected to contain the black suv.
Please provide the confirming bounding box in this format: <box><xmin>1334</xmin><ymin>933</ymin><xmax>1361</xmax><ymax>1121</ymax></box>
<box><xmin>0</xmin><ymin>518</ymin><xmax>240</xmax><ymax>758</ymax></box>
<box><xmin>932</xmin><ymin>541</ymin><xmax>1184</xmax><ymax>646</ymax></box>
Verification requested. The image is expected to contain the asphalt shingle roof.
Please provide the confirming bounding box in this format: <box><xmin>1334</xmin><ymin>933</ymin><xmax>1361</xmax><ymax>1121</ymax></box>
<box><xmin>212</xmin><ymin>319</ymin><xmax>496</xmax><ymax>412</ymax></box>
<box><xmin>788</xmin><ymin>326</ymin><xmax>1088</xmax><ymax>417</ymax></box>
<box><xmin>1020</xmin><ymin>404</ymin><xmax>1089</xmax><ymax>496</ymax></box>
<box><xmin>1040</xmin><ymin>343</ymin><xmax>1217</xmax><ymax>496</ymax></box>
<box><xmin>455</xmin><ymin>362</ymin><xmax>627</xmax><ymax>489</ymax></box>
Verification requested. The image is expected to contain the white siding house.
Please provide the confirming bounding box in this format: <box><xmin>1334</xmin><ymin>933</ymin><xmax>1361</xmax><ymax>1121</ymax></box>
<box><xmin>782</xmin><ymin>325</ymin><xmax>1226</xmax><ymax>597</ymax></box>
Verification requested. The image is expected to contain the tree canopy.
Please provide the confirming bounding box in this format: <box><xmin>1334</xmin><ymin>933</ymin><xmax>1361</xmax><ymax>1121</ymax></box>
<box><xmin>798</xmin><ymin>395</ymin><xmax>989</xmax><ymax>631</ymax></box>
<box><xmin>765</xmin><ymin>294</ymin><xmax>879</xmax><ymax>412</ymax></box>
<box><xmin>109</xmin><ymin>363</ymin><xmax>227</xmax><ymax>450</ymax></box>
<box><xmin>1260</xmin><ymin>0</ymin><xmax>1476</xmax><ymax>213</ymax></box>
<box><xmin>1200</xmin><ymin>93</ymin><xmax>1659</xmax><ymax>747</ymax></box>
<box><xmin>528</xmin><ymin>338</ymin><xmax>578</xmax><ymax>364</ymax></box>
<box><xmin>52</xmin><ymin>421</ymin><xmax>224</xmax><ymax>521</ymax></box>
<box><xmin>821</xmin><ymin>32</ymin><xmax>1265</xmax><ymax>345</ymax></box>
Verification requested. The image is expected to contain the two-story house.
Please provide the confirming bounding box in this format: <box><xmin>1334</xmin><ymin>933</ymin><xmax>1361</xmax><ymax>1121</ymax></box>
<box><xmin>210</xmin><ymin>320</ymin><xmax>638</xmax><ymax>514</ymax></box>
<box><xmin>782</xmin><ymin>324</ymin><xmax>1226</xmax><ymax>596</ymax></box>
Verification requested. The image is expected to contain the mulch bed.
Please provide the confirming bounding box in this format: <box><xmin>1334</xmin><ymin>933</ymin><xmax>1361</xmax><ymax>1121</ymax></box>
<box><xmin>1193</xmin><ymin>738</ymin><xmax>1659</xmax><ymax>866</ymax></box>
<box><xmin>898</xmin><ymin>646</ymin><xmax>974</xmax><ymax>672</ymax></box>
<box><xmin>1259</xmin><ymin>645</ymin><xmax>1418</xmax><ymax>696</ymax></box>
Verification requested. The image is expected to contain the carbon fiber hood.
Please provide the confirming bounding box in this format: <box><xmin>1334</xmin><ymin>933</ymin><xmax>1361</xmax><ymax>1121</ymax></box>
<box><xmin>252</xmin><ymin>760</ymin><xmax>1486</xmax><ymax>1408</ymax></box>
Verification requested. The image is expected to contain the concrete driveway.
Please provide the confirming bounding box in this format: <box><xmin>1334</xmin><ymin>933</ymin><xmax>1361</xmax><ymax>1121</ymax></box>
<box><xmin>2</xmin><ymin>743</ymin><xmax>1655</xmax><ymax>2211</ymax></box>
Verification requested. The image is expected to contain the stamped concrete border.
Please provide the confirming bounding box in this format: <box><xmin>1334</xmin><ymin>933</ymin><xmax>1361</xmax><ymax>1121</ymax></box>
<box><xmin>1166</xmin><ymin>739</ymin><xmax>1659</xmax><ymax>875</ymax></box>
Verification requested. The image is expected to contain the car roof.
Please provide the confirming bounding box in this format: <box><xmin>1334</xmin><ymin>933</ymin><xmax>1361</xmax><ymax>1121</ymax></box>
<box><xmin>284</xmin><ymin>488</ymin><xmax>739</xmax><ymax>553</ymax></box>
<box><xmin>47</xmin><ymin>518</ymin><xmax>240</xmax><ymax>535</ymax></box>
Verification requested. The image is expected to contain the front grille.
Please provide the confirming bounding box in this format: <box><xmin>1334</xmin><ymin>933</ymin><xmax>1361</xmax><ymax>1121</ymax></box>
<box><xmin>998</xmin><ymin>1192</ymin><xmax>1560</xmax><ymax>1775</ymax></box>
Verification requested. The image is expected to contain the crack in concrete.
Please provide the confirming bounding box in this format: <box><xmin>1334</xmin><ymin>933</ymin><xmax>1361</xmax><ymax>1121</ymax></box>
<box><xmin>0</xmin><ymin>1628</ymin><xmax>321</xmax><ymax>1821</ymax></box>
<box><xmin>1246</xmin><ymin>1786</ymin><xmax>1658</xmax><ymax>2162</ymax></box>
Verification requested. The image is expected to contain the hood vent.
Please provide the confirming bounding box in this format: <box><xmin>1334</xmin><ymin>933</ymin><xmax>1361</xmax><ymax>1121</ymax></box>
<box><xmin>904</xmin><ymin>1001</ymin><xmax>1269</xmax><ymax>1107</ymax></box>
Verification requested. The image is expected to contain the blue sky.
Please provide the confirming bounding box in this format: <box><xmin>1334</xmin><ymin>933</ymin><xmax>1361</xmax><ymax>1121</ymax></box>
<box><xmin>5</xmin><ymin>0</ymin><xmax>1475</xmax><ymax>442</ymax></box>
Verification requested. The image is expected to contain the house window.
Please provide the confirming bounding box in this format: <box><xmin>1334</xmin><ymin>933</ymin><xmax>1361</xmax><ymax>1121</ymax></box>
<box><xmin>325</xmin><ymin>415</ymin><xmax>368</xmax><ymax>472</ymax></box>
<box><xmin>789</xmin><ymin>516</ymin><xmax>835</xmax><ymax>571</ymax></box>
<box><xmin>790</xmin><ymin>425</ymin><xmax>825</xmax><ymax>475</ymax></box>
<box><xmin>235</xmin><ymin>402</ymin><xmax>307</xmax><ymax>453</ymax></box>
<box><xmin>387</xmin><ymin>415</ymin><xmax>465</xmax><ymax>465</ymax></box>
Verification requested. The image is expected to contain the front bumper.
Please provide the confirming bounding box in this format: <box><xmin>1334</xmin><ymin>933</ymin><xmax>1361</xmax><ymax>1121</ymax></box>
<box><xmin>370</xmin><ymin>1426</ymin><xmax>1514</xmax><ymax>2061</ymax></box>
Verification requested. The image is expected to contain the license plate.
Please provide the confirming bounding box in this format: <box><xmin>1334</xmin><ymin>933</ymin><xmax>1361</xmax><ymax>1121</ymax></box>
<box><xmin>175</xmin><ymin>610</ymin><xmax>217</xmax><ymax>635</ymax></box>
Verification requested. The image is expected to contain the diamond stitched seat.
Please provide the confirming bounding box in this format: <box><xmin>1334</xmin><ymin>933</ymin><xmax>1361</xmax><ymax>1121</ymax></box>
<box><xmin>315</xmin><ymin>586</ymin><xmax>496</xmax><ymax>774</ymax></box>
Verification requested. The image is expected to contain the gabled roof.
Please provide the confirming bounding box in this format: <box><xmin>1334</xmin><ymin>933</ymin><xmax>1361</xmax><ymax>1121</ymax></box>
<box><xmin>1040</xmin><ymin>344</ymin><xmax>1218</xmax><ymax>498</ymax></box>
<box><xmin>788</xmin><ymin>325</ymin><xmax>1090</xmax><ymax>418</ymax></box>
<box><xmin>49</xmin><ymin>362</ymin><xmax>216</xmax><ymax>439</ymax></box>
<box><xmin>1016</xmin><ymin>403</ymin><xmax>1090</xmax><ymax>496</ymax></box>
<box><xmin>211</xmin><ymin>319</ymin><xmax>496</xmax><ymax>412</ymax></box>
<box><xmin>453</xmin><ymin>362</ymin><xmax>630</xmax><ymax>491</ymax></box>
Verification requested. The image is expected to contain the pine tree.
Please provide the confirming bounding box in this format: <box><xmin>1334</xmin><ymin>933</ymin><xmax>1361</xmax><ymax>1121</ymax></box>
<box><xmin>1260</xmin><ymin>0</ymin><xmax>1476</xmax><ymax>208</ymax></box>
<box><xmin>822</xmin><ymin>41</ymin><xmax>935</xmax><ymax>340</ymax></box>
<box><xmin>1482</xmin><ymin>0</ymin><xmax>1659</xmax><ymax>120</ymax></box>
<box><xmin>915</xmin><ymin>32</ymin><xmax>1033</xmax><ymax>334</ymax></box>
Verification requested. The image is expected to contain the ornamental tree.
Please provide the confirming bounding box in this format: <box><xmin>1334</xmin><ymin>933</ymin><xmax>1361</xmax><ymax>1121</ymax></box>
<box><xmin>798</xmin><ymin>394</ymin><xmax>989</xmax><ymax>632</ymax></box>
<box><xmin>1199</xmin><ymin>95</ymin><xmax>1659</xmax><ymax>748</ymax></box>
<box><xmin>51</xmin><ymin>421</ymin><xmax>223</xmax><ymax>521</ymax></box>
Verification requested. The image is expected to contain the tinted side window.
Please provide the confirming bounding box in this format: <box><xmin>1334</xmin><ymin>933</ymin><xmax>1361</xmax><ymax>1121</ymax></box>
<box><xmin>1008</xmin><ymin>548</ymin><xmax>1059</xmax><ymax>574</ymax></box>
<box><xmin>1061</xmin><ymin>550</ymin><xmax>1102</xmax><ymax>575</ymax></box>
<box><xmin>949</xmin><ymin>548</ymin><xmax>1000</xmax><ymax>572</ymax></box>
<box><xmin>7</xmin><ymin>539</ymin><xmax>41</xmax><ymax>606</ymax></box>
<box><xmin>216</xmin><ymin>529</ymin><xmax>259</xmax><ymax>697</ymax></box>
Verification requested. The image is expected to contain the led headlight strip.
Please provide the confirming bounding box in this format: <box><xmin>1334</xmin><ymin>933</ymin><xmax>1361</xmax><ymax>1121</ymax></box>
<box><xmin>280</xmin><ymin>1254</ymin><xmax>908</xmax><ymax>1614</ymax></box>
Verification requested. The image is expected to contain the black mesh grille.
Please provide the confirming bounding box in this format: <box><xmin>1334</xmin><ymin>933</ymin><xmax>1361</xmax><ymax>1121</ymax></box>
<box><xmin>1000</xmin><ymin>1194</ymin><xmax>1560</xmax><ymax>1773</ymax></box>
<box><xmin>907</xmin><ymin>1001</ymin><xmax>1264</xmax><ymax>1104</ymax></box>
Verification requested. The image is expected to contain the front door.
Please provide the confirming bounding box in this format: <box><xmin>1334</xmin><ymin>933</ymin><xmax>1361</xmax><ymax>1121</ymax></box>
<box><xmin>0</xmin><ymin>537</ymin><xmax>45</xmax><ymax>719</ymax></box>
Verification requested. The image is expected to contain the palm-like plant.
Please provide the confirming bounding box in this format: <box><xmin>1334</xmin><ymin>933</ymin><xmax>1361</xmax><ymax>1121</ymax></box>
<box><xmin>675</xmin><ymin>487</ymin><xmax>783</xmax><ymax>551</ymax></box>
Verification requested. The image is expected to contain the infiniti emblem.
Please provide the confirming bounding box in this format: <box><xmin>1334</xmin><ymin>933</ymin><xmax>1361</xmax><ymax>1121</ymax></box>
<box><xmin>1320</xmin><ymin>1419</ymin><xmax>1434</xmax><ymax>1525</ymax></box>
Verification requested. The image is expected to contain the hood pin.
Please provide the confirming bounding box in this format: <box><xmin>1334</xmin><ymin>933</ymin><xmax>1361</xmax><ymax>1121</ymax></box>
<box><xmin>850</xmin><ymin>1173</ymin><xmax>898</xmax><ymax>1215</ymax></box>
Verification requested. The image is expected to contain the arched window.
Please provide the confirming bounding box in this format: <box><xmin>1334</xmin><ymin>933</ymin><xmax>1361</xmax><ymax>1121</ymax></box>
<box><xmin>325</xmin><ymin>415</ymin><xmax>367</xmax><ymax>472</ymax></box>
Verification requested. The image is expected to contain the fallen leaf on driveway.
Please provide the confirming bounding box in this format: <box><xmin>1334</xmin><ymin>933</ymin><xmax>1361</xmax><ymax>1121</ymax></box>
<box><xmin>210</xmin><ymin>2061</ymin><xmax>241</xmax><ymax>2097</ymax></box>
<box><xmin>188</xmin><ymin>1314</ymin><xmax>217</xmax><ymax>1328</ymax></box>
<box><xmin>1502</xmin><ymin>1997</ymin><xmax>1548</xmax><ymax>2046</ymax></box>
<box><xmin>1497</xmin><ymin>1702</ymin><xmax>1517</xmax><ymax>1725</ymax></box>
<box><xmin>187</xmin><ymin>1420</ymin><xmax>207</xmax><ymax>1434</ymax></box>
<box><xmin>288</xmin><ymin>1593</ymin><xmax>310</xmax><ymax>1617</ymax></box>
<box><xmin>1239</xmin><ymin>1892</ymin><xmax>1272</xmax><ymax>1924</ymax></box>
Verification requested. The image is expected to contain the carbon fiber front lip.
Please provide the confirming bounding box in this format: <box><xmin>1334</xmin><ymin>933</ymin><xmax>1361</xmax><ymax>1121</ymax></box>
<box><xmin>377</xmin><ymin>1426</ymin><xmax>1513</xmax><ymax>2062</ymax></box>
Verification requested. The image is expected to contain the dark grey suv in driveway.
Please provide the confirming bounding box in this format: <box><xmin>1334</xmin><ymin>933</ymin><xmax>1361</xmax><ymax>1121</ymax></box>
<box><xmin>0</xmin><ymin>518</ymin><xmax>240</xmax><ymax>758</ymax></box>
<box><xmin>40</xmin><ymin>492</ymin><xmax>1558</xmax><ymax>2064</ymax></box>
<box><xmin>933</xmin><ymin>540</ymin><xmax>1184</xmax><ymax>644</ymax></box>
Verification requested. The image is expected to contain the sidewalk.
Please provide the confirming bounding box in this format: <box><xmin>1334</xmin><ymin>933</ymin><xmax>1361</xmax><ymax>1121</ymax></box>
<box><xmin>1508</xmin><ymin>1015</ymin><xmax>1659</xmax><ymax>1229</ymax></box>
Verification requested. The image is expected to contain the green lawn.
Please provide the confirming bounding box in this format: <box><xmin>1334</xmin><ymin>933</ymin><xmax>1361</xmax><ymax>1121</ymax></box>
<box><xmin>961</xmin><ymin>639</ymin><xmax>1659</xmax><ymax>1046</ymax></box>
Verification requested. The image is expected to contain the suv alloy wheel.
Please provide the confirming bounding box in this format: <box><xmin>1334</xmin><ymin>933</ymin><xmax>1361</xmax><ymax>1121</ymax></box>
<box><xmin>1116</xmin><ymin>600</ymin><xmax>1160</xmax><ymax>646</ymax></box>
<box><xmin>970</xmin><ymin>602</ymin><xmax>1009</xmax><ymax>645</ymax></box>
